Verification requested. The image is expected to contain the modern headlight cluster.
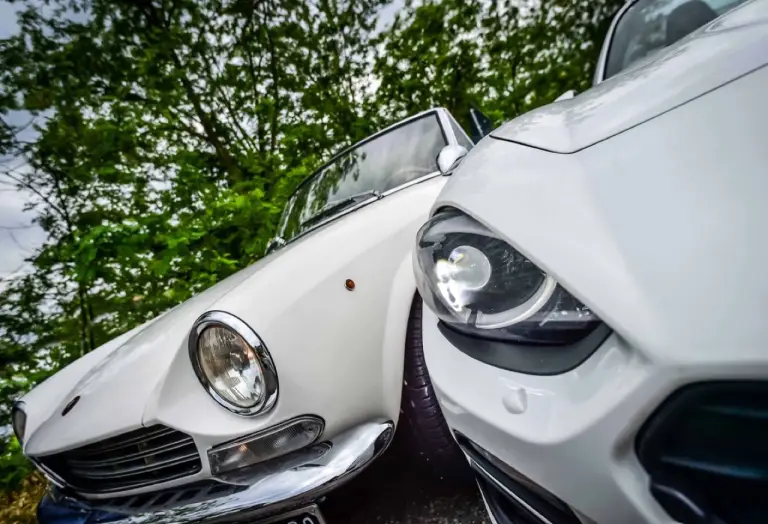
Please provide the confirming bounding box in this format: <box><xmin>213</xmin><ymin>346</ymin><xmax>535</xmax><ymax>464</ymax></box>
<box><xmin>415</xmin><ymin>209</ymin><xmax>609</xmax><ymax>374</ymax></box>
<box><xmin>189</xmin><ymin>311</ymin><xmax>278</xmax><ymax>416</ymax></box>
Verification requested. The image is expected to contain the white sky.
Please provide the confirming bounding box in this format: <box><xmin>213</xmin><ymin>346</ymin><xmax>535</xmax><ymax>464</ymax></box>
<box><xmin>0</xmin><ymin>1</ymin><xmax>45</xmax><ymax>281</ymax></box>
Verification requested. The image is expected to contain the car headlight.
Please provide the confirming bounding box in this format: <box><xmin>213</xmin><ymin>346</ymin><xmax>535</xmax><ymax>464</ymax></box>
<box><xmin>415</xmin><ymin>209</ymin><xmax>610</xmax><ymax>374</ymax></box>
<box><xmin>11</xmin><ymin>401</ymin><xmax>26</xmax><ymax>445</ymax></box>
<box><xmin>189</xmin><ymin>311</ymin><xmax>278</xmax><ymax>416</ymax></box>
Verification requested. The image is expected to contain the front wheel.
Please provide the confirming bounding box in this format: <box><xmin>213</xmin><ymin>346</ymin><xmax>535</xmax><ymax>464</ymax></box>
<box><xmin>399</xmin><ymin>295</ymin><xmax>466</xmax><ymax>478</ymax></box>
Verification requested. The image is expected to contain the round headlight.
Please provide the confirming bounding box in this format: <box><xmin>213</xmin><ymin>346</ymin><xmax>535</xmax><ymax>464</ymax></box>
<box><xmin>189</xmin><ymin>312</ymin><xmax>278</xmax><ymax>416</ymax></box>
<box><xmin>11</xmin><ymin>401</ymin><xmax>26</xmax><ymax>445</ymax></box>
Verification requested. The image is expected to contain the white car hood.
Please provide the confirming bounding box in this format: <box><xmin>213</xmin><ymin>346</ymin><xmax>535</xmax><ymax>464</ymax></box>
<box><xmin>23</xmin><ymin>232</ymin><xmax>308</xmax><ymax>455</ymax></box>
<box><xmin>491</xmin><ymin>0</ymin><xmax>768</xmax><ymax>153</ymax></box>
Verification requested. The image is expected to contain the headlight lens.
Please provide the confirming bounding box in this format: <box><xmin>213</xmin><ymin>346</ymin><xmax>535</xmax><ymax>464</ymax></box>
<box><xmin>11</xmin><ymin>402</ymin><xmax>26</xmax><ymax>445</ymax></box>
<box><xmin>415</xmin><ymin>210</ymin><xmax>601</xmax><ymax>345</ymax></box>
<box><xmin>189</xmin><ymin>312</ymin><xmax>278</xmax><ymax>415</ymax></box>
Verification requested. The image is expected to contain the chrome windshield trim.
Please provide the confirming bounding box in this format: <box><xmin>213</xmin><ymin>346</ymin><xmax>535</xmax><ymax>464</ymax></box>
<box><xmin>380</xmin><ymin>171</ymin><xmax>441</xmax><ymax>197</ymax></box>
<box><xmin>286</xmin><ymin>193</ymin><xmax>381</xmax><ymax>245</ymax></box>
<box><xmin>286</xmin><ymin>171</ymin><xmax>442</xmax><ymax>245</ymax></box>
<box><xmin>275</xmin><ymin>108</ymin><xmax>454</xmax><ymax>248</ymax></box>
<box><xmin>289</xmin><ymin>108</ymin><xmax>446</xmax><ymax>198</ymax></box>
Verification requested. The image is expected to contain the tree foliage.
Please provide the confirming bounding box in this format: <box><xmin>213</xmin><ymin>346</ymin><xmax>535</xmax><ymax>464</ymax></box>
<box><xmin>0</xmin><ymin>0</ymin><xmax>623</xmax><ymax>503</ymax></box>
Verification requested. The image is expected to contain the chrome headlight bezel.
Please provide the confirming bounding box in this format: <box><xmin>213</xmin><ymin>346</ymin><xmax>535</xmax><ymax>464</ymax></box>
<box><xmin>188</xmin><ymin>311</ymin><xmax>278</xmax><ymax>416</ymax></box>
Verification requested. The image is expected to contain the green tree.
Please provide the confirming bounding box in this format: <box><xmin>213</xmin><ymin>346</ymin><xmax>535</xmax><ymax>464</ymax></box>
<box><xmin>0</xmin><ymin>0</ymin><xmax>385</xmax><ymax>494</ymax></box>
<box><xmin>0</xmin><ymin>0</ymin><xmax>625</xmax><ymax>510</ymax></box>
<box><xmin>374</xmin><ymin>0</ymin><xmax>624</xmax><ymax>126</ymax></box>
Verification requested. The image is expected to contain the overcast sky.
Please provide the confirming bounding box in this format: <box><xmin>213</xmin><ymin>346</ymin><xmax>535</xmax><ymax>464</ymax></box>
<box><xmin>0</xmin><ymin>1</ymin><xmax>46</xmax><ymax>281</ymax></box>
<box><xmin>0</xmin><ymin>0</ymin><xmax>405</xmax><ymax>282</ymax></box>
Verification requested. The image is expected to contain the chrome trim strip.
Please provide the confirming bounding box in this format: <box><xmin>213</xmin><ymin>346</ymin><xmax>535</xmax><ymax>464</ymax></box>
<box><xmin>188</xmin><ymin>311</ymin><xmax>279</xmax><ymax>417</ymax></box>
<box><xmin>72</xmin><ymin>468</ymin><xmax>201</xmax><ymax>494</ymax></box>
<box><xmin>50</xmin><ymin>420</ymin><xmax>395</xmax><ymax>523</ymax></box>
<box><xmin>289</xmin><ymin>109</ymin><xmax>446</xmax><ymax>198</ymax></box>
<box><xmin>276</xmin><ymin>108</ymin><xmax>453</xmax><ymax>249</ymax></box>
<box><xmin>436</xmin><ymin>108</ymin><xmax>458</xmax><ymax>145</ymax></box>
<box><xmin>380</xmin><ymin>171</ymin><xmax>441</xmax><ymax>197</ymax></box>
<box><xmin>289</xmin><ymin>193</ymin><xmax>381</xmax><ymax>242</ymax></box>
<box><xmin>67</xmin><ymin>438</ymin><xmax>195</xmax><ymax>468</ymax></box>
<box><xmin>70</xmin><ymin>452</ymin><xmax>200</xmax><ymax>479</ymax></box>
<box><xmin>75</xmin><ymin>426</ymin><xmax>176</xmax><ymax>456</ymax></box>
<box><xmin>31</xmin><ymin>458</ymin><xmax>68</xmax><ymax>490</ymax></box>
<box><xmin>289</xmin><ymin>171</ymin><xmax>442</xmax><ymax>243</ymax></box>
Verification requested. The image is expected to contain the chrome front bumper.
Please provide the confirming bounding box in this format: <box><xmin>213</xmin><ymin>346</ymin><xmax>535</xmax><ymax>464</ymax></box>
<box><xmin>41</xmin><ymin>420</ymin><xmax>394</xmax><ymax>524</ymax></box>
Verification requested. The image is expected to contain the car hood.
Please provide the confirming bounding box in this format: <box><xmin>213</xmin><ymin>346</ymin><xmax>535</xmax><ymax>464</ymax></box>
<box><xmin>22</xmin><ymin>228</ymin><xmax>319</xmax><ymax>456</ymax></box>
<box><xmin>491</xmin><ymin>0</ymin><xmax>768</xmax><ymax>153</ymax></box>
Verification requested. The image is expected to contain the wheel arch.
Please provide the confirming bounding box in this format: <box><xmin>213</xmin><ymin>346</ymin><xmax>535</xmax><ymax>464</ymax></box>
<box><xmin>379</xmin><ymin>252</ymin><xmax>419</xmax><ymax>427</ymax></box>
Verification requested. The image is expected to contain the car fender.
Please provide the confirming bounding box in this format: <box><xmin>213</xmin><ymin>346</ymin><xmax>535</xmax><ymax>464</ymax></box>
<box><xmin>379</xmin><ymin>252</ymin><xmax>418</xmax><ymax>426</ymax></box>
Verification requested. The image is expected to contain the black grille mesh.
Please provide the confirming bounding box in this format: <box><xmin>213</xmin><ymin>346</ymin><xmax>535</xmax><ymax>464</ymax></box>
<box><xmin>37</xmin><ymin>425</ymin><xmax>201</xmax><ymax>493</ymax></box>
<box><xmin>637</xmin><ymin>382</ymin><xmax>768</xmax><ymax>524</ymax></box>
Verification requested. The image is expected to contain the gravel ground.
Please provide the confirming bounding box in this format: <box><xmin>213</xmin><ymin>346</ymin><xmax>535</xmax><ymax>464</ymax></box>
<box><xmin>321</xmin><ymin>432</ymin><xmax>489</xmax><ymax>524</ymax></box>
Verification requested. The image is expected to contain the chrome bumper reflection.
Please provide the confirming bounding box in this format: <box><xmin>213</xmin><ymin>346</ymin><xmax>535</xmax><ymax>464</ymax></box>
<box><xmin>46</xmin><ymin>420</ymin><xmax>394</xmax><ymax>524</ymax></box>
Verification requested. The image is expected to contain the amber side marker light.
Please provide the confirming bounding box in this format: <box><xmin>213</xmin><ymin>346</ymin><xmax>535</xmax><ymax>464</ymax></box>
<box><xmin>345</xmin><ymin>279</ymin><xmax>355</xmax><ymax>291</ymax></box>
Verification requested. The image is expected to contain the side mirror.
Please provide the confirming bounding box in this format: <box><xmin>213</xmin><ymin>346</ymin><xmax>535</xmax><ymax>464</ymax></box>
<box><xmin>437</xmin><ymin>145</ymin><xmax>469</xmax><ymax>175</ymax></box>
<box><xmin>265</xmin><ymin>237</ymin><xmax>285</xmax><ymax>255</ymax></box>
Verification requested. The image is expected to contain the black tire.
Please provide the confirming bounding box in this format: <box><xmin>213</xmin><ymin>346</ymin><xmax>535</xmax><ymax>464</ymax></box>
<box><xmin>399</xmin><ymin>295</ymin><xmax>466</xmax><ymax>478</ymax></box>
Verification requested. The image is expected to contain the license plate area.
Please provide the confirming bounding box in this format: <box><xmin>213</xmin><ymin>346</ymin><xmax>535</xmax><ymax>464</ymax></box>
<box><xmin>259</xmin><ymin>505</ymin><xmax>326</xmax><ymax>524</ymax></box>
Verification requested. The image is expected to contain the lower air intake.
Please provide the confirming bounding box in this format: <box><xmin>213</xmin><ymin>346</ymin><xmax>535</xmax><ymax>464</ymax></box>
<box><xmin>636</xmin><ymin>381</ymin><xmax>768</xmax><ymax>524</ymax></box>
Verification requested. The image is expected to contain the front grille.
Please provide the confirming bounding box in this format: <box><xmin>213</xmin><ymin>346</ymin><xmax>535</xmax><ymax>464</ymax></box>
<box><xmin>456</xmin><ymin>433</ymin><xmax>580</xmax><ymax>524</ymax></box>
<box><xmin>636</xmin><ymin>382</ymin><xmax>768</xmax><ymax>524</ymax></box>
<box><xmin>37</xmin><ymin>425</ymin><xmax>202</xmax><ymax>494</ymax></box>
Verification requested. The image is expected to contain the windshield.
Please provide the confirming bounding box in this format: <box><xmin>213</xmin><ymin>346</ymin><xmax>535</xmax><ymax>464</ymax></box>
<box><xmin>276</xmin><ymin>113</ymin><xmax>447</xmax><ymax>242</ymax></box>
<box><xmin>604</xmin><ymin>0</ymin><xmax>748</xmax><ymax>79</ymax></box>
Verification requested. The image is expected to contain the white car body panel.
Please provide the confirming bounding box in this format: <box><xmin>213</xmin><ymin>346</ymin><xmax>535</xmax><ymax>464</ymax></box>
<box><xmin>420</xmin><ymin>4</ymin><xmax>768</xmax><ymax>522</ymax></box>
<box><xmin>492</xmin><ymin>0</ymin><xmax>768</xmax><ymax>153</ymax></box>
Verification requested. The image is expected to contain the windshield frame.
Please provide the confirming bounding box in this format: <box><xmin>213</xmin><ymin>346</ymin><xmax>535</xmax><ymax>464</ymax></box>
<box><xmin>594</xmin><ymin>0</ymin><xmax>639</xmax><ymax>85</ymax></box>
<box><xmin>270</xmin><ymin>108</ymin><xmax>469</xmax><ymax>249</ymax></box>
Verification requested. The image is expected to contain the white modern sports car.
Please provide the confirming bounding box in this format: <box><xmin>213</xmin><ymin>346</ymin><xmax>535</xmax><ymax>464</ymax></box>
<box><xmin>414</xmin><ymin>1</ymin><xmax>768</xmax><ymax>523</ymax></box>
<box><xmin>12</xmin><ymin>108</ymin><xmax>476</xmax><ymax>524</ymax></box>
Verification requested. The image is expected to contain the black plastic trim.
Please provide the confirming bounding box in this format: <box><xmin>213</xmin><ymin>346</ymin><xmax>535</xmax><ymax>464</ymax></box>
<box><xmin>478</xmin><ymin>477</ymin><xmax>540</xmax><ymax>524</ymax></box>
<box><xmin>437</xmin><ymin>321</ymin><xmax>612</xmax><ymax>376</ymax></box>
<box><xmin>457</xmin><ymin>434</ymin><xmax>580</xmax><ymax>524</ymax></box>
<box><xmin>636</xmin><ymin>381</ymin><xmax>768</xmax><ymax>524</ymax></box>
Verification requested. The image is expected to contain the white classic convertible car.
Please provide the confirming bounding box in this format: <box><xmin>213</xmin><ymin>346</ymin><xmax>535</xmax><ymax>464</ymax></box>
<box><xmin>12</xmin><ymin>109</ymin><xmax>476</xmax><ymax>523</ymax></box>
<box><xmin>415</xmin><ymin>0</ymin><xmax>768</xmax><ymax>523</ymax></box>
